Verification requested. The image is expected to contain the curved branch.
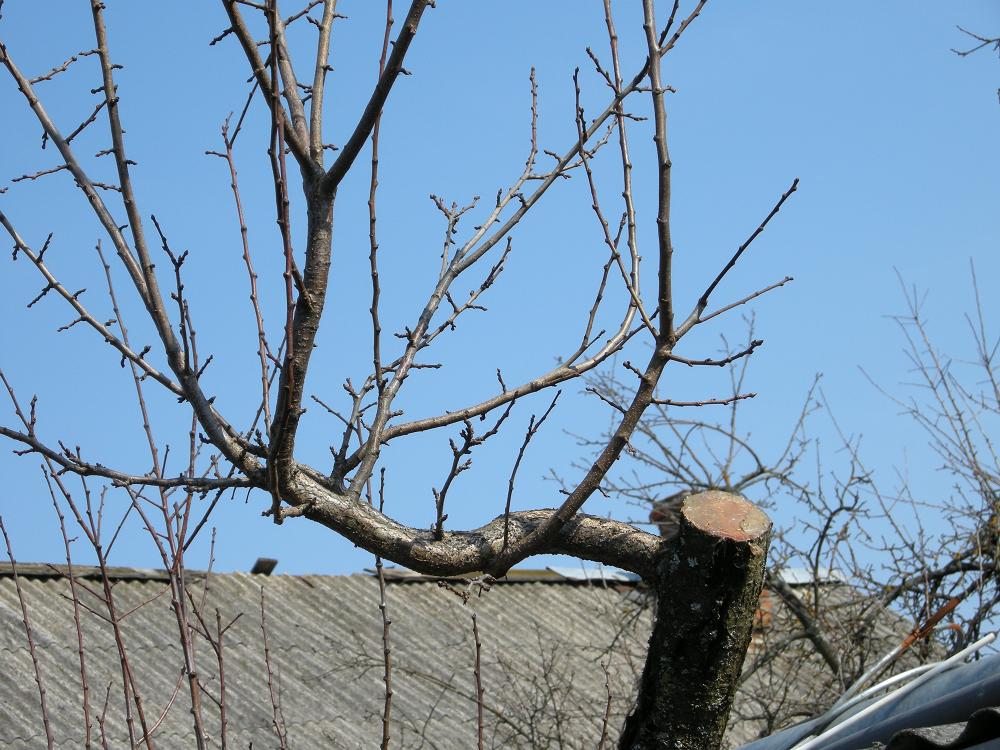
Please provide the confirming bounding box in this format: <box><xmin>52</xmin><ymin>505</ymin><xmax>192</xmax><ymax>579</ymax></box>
<box><xmin>341</xmin><ymin>323</ymin><xmax>642</xmax><ymax>477</ymax></box>
<box><xmin>765</xmin><ymin>570</ymin><xmax>841</xmax><ymax>678</ymax></box>
<box><xmin>486</xmin><ymin>346</ymin><xmax>669</xmax><ymax>574</ymax></box>
<box><xmin>281</xmin><ymin>466</ymin><xmax>660</xmax><ymax>578</ymax></box>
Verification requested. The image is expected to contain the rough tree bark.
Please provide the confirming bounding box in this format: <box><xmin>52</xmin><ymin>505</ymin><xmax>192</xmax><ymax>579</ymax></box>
<box><xmin>620</xmin><ymin>491</ymin><xmax>772</xmax><ymax>750</ymax></box>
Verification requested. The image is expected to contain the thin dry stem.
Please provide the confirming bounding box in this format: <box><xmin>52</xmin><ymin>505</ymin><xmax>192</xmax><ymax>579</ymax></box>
<box><xmin>0</xmin><ymin>517</ymin><xmax>55</xmax><ymax>750</ymax></box>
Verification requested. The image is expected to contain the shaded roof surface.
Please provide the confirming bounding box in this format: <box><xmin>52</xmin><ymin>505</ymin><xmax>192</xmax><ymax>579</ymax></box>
<box><xmin>0</xmin><ymin>563</ymin><xmax>931</xmax><ymax>749</ymax></box>
<box><xmin>1</xmin><ymin>566</ymin><xmax>651</xmax><ymax>748</ymax></box>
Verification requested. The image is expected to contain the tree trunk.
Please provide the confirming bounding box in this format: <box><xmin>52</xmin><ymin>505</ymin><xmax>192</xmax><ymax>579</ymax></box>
<box><xmin>619</xmin><ymin>491</ymin><xmax>771</xmax><ymax>750</ymax></box>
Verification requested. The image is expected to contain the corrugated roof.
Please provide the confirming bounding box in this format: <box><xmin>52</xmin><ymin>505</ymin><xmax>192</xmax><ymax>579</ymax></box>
<box><xmin>774</xmin><ymin>566</ymin><xmax>847</xmax><ymax>585</ymax></box>
<box><xmin>0</xmin><ymin>568</ymin><xmax>651</xmax><ymax>749</ymax></box>
<box><xmin>0</xmin><ymin>565</ymin><xmax>927</xmax><ymax>749</ymax></box>
<box><xmin>365</xmin><ymin>564</ymin><xmax>641</xmax><ymax>584</ymax></box>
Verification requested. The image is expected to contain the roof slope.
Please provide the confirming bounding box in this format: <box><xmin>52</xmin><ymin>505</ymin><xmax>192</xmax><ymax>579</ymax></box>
<box><xmin>0</xmin><ymin>570</ymin><xmax>649</xmax><ymax>749</ymax></box>
<box><xmin>0</xmin><ymin>566</ymin><xmax>925</xmax><ymax>749</ymax></box>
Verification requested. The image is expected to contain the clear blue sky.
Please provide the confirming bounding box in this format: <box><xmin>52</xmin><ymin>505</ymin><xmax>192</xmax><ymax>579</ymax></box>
<box><xmin>1</xmin><ymin>2</ymin><xmax>997</xmax><ymax>575</ymax></box>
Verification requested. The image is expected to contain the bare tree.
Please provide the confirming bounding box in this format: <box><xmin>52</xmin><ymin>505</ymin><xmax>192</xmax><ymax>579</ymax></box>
<box><xmin>586</xmin><ymin>272</ymin><xmax>1000</xmax><ymax>736</ymax></box>
<box><xmin>0</xmin><ymin>2</ymin><xmax>802</xmax><ymax>747</ymax></box>
<box><xmin>860</xmin><ymin>271</ymin><xmax>999</xmax><ymax>652</ymax></box>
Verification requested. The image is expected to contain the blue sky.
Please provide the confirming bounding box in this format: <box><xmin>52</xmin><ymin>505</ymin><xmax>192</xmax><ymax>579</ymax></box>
<box><xmin>1</xmin><ymin>1</ymin><xmax>997</xmax><ymax>576</ymax></box>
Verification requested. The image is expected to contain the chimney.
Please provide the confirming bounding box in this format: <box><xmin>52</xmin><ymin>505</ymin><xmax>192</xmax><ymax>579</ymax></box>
<box><xmin>250</xmin><ymin>558</ymin><xmax>278</xmax><ymax>576</ymax></box>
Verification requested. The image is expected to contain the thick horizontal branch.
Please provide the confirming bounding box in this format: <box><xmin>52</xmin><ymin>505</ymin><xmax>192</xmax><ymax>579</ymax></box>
<box><xmin>280</xmin><ymin>466</ymin><xmax>660</xmax><ymax>577</ymax></box>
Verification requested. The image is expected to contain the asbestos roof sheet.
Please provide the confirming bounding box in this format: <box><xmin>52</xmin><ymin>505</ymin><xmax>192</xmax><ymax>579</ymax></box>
<box><xmin>0</xmin><ymin>565</ymin><xmax>928</xmax><ymax>749</ymax></box>
<box><xmin>0</xmin><ymin>569</ymin><xmax>651</xmax><ymax>749</ymax></box>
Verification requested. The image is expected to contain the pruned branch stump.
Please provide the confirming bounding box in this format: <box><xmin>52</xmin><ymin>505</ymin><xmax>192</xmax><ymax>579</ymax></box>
<box><xmin>620</xmin><ymin>490</ymin><xmax>771</xmax><ymax>750</ymax></box>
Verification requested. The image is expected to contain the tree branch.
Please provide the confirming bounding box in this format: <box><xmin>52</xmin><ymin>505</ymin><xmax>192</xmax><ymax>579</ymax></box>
<box><xmin>281</xmin><ymin>465</ymin><xmax>660</xmax><ymax>577</ymax></box>
<box><xmin>221</xmin><ymin>0</ymin><xmax>316</xmax><ymax>170</ymax></box>
<box><xmin>320</xmin><ymin>0</ymin><xmax>433</xmax><ymax>195</ymax></box>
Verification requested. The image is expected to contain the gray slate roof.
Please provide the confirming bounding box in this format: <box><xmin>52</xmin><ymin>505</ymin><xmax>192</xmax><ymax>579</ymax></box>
<box><xmin>0</xmin><ymin>564</ymin><xmax>927</xmax><ymax>749</ymax></box>
<box><xmin>1</xmin><ymin>567</ymin><xmax>650</xmax><ymax>749</ymax></box>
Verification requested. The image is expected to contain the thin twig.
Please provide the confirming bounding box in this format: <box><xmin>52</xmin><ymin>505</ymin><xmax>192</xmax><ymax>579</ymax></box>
<box><xmin>433</xmin><ymin>402</ymin><xmax>515</xmax><ymax>539</ymax></box>
<box><xmin>652</xmin><ymin>392</ymin><xmax>756</xmax><ymax>407</ymax></box>
<box><xmin>260</xmin><ymin>586</ymin><xmax>288</xmax><ymax>750</ymax></box>
<box><xmin>472</xmin><ymin>611</ymin><xmax>485</xmax><ymax>750</ymax></box>
<box><xmin>597</xmin><ymin>661</ymin><xmax>613</xmax><ymax>750</ymax></box>
<box><xmin>677</xmin><ymin>179</ymin><xmax>798</xmax><ymax>337</ymax></box>
<box><xmin>368</xmin><ymin>0</ymin><xmax>393</xmax><ymax>413</ymax></box>
<box><xmin>503</xmin><ymin>392</ymin><xmax>561</xmax><ymax>550</ymax></box>
<box><xmin>48</xmin><ymin>478</ymin><xmax>93</xmax><ymax>748</ymax></box>
<box><xmin>0</xmin><ymin>516</ymin><xmax>54</xmax><ymax>749</ymax></box>
<box><xmin>29</xmin><ymin>48</ymin><xmax>98</xmax><ymax>83</ymax></box>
